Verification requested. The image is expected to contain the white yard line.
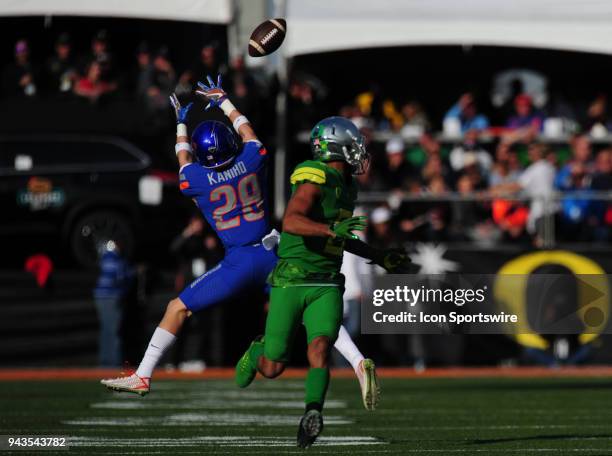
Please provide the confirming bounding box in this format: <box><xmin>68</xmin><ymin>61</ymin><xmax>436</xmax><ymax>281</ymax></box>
<box><xmin>68</xmin><ymin>436</ymin><xmax>385</xmax><ymax>447</ymax></box>
<box><xmin>64</xmin><ymin>413</ymin><xmax>352</xmax><ymax>427</ymax></box>
<box><xmin>92</xmin><ymin>399</ymin><xmax>347</xmax><ymax>410</ymax></box>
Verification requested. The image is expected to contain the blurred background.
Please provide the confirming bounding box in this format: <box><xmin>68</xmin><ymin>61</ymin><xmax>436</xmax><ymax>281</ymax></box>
<box><xmin>1</xmin><ymin>0</ymin><xmax>611</xmax><ymax>371</ymax></box>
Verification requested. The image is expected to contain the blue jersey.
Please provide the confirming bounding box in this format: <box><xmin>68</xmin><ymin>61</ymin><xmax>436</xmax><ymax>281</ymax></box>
<box><xmin>179</xmin><ymin>140</ymin><xmax>270</xmax><ymax>250</ymax></box>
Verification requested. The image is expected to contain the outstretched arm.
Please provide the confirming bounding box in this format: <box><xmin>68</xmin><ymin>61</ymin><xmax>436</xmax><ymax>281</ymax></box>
<box><xmin>344</xmin><ymin>239</ymin><xmax>412</xmax><ymax>273</ymax></box>
<box><xmin>196</xmin><ymin>74</ymin><xmax>258</xmax><ymax>143</ymax></box>
<box><xmin>282</xmin><ymin>183</ymin><xmax>333</xmax><ymax>237</ymax></box>
<box><xmin>169</xmin><ymin>93</ymin><xmax>194</xmax><ymax>169</ymax></box>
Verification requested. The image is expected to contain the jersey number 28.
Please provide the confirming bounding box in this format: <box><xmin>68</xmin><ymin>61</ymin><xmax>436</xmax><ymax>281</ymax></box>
<box><xmin>210</xmin><ymin>173</ymin><xmax>264</xmax><ymax>230</ymax></box>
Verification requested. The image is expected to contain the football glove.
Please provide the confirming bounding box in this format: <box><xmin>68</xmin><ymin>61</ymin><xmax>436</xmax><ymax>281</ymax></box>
<box><xmin>371</xmin><ymin>247</ymin><xmax>412</xmax><ymax>273</ymax></box>
<box><xmin>169</xmin><ymin>93</ymin><xmax>193</xmax><ymax>124</ymax></box>
<box><xmin>196</xmin><ymin>74</ymin><xmax>228</xmax><ymax>110</ymax></box>
<box><xmin>331</xmin><ymin>216</ymin><xmax>367</xmax><ymax>240</ymax></box>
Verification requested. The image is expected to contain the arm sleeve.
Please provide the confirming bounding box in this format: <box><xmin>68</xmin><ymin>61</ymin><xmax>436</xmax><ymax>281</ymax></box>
<box><xmin>242</xmin><ymin>140</ymin><xmax>267</xmax><ymax>167</ymax></box>
<box><xmin>179</xmin><ymin>163</ymin><xmax>208</xmax><ymax>197</ymax></box>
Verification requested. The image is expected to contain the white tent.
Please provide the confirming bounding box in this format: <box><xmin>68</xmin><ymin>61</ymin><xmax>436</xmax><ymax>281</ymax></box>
<box><xmin>284</xmin><ymin>0</ymin><xmax>612</xmax><ymax>57</ymax></box>
<box><xmin>0</xmin><ymin>0</ymin><xmax>233</xmax><ymax>23</ymax></box>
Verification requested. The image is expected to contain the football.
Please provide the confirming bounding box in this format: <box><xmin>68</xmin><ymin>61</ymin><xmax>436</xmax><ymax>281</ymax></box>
<box><xmin>248</xmin><ymin>18</ymin><xmax>286</xmax><ymax>57</ymax></box>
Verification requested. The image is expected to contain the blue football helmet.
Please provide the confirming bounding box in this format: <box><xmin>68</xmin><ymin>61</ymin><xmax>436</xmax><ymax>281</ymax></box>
<box><xmin>191</xmin><ymin>120</ymin><xmax>239</xmax><ymax>169</ymax></box>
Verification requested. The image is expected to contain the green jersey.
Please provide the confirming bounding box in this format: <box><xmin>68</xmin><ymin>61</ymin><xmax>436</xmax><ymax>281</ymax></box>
<box><xmin>270</xmin><ymin>160</ymin><xmax>357</xmax><ymax>287</ymax></box>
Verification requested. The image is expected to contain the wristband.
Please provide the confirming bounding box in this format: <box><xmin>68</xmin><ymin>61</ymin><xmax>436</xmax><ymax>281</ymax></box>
<box><xmin>232</xmin><ymin>115</ymin><xmax>249</xmax><ymax>133</ymax></box>
<box><xmin>176</xmin><ymin>123</ymin><xmax>187</xmax><ymax>137</ymax></box>
<box><xmin>175</xmin><ymin>142</ymin><xmax>192</xmax><ymax>156</ymax></box>
<box><xmin>219</xmin><ymin>99</ymin><xmax>236</xmax><ymax>116</ymax></box>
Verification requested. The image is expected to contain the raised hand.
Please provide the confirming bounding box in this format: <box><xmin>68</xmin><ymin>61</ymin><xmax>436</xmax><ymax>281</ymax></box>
<box><xmin>195</xmin><ymin>74</ymin><xmax>228</xmax><ymax>111</ymax></box>
<box><xmin>169</xmin><ymin>93</ymin><xmax>193</xmax><ymax>124</ymax></box>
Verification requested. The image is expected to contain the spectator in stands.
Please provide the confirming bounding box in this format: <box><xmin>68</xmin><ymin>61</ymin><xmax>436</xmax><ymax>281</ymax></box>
<box><xmin>490</xmin><ymin>143</ymin><xmax>556</xmax><ymax>244</ymax></box>
<box><xmin>400</xmin><ymin>101</ymin><xmax>430</xmax><ymax>138</ymax></box>
<box><xmin>591</xmin><ymin>148</ymin><xmax>612</xmax><ymax>190</ymax></box>
<box><xmin>554</xmin><ymin>136</ymin><xmax>593</xmax><ymax>240</ymax></box>
<box><xmin>288</xmin><ymin>77</ymin><xmax>318</xmax><ymax>132</ymax></box>
<box><xmin>421</xmin><ymin>154</ymin><xmax>450</xmax><ymax>187</ymax></box>
<box><xmin>74</xmin><ymin>61</ymin><xmax>117</xmax><ymax>102</ymax></box>
<box><xmin>450</xmin><ymin>174</ymin><xmax>496</xmax><ymax>243</ymax></box>
<box><xmin>134</xmin><ymin>41</ymin><xmax>154</xmax><ymax>100</ymax></box>
<box><xmin>588</xmin><ymin>148</ymin><xmax>612</xmax><ymax>241</ymax></box>
<box><xmin>88</xmin><ymin>29</ymin><xmax>114</xmax><ymax>83</ymax></box>
<box><xmin>2</xmin><ymin>39</ymin><xmax>37</xmax><ymax>98</ymax></box>
<box><xmin>449</xmin><ymin>129</ymin><xmax>493</xmax><ymax>179</ymax></box>
<box><xmin>177</xmin><ymin>42</ymin><xmax>225</xmax><ymax>94</ymax></box>
<box><xmin>384</xmin><ymin>137</ymin><xmax>411</xmax><ymax>190</ymax></box>
<box><xmin>444</xmin><ymin>92</ymin><xmax>490</xmax><ymax>133</ymax></box>
<box><xmin>93</xmin><ymin>240</ymin><xmax>133</xmax><ymax>367</ymax></box>
<box><xmin>585</xmin><ymin>94</ymin><xmax>612</xmax><ymax>135</ymax></box>
<box><xmin>489</xmin><ymin>142</ymin><xmax>522</xmax><ymax>186</ymax></box>
<box><xmin>367</xmin><ymin>205</ymin><xmax>402</xmax><ymax>250</ymax></box>
<box><xmin>405</xmin><ymin>133</ymin><xmax>449</xmax><ymax>169</ymax></box>
<box><xmin>45</xmin><ymin>33</ymin><xmax>77</xmax><ymax>95</ymax></box>
<box><xmin>556</xmin><ymin>160</ymin><xmax>591</xmax><ymax>241</ymax></box>
<box><xmin>146</xmin><ymin>47</ymin><xmax>176</xmax><ymax>110</ymax></box>
<box><xmin>504</xmin><ymin>94</ymin><xmax>545</xmax><ymax>143</ymax></box>
<box><xmin>398</xmin><ymin>177</ymin><xmax>449</xmax><ymax>242</ymax></box>
<box><xmin>555</xmin><ymin>135</ymin><xmax>593</xmax><ymax>191</ymax></box>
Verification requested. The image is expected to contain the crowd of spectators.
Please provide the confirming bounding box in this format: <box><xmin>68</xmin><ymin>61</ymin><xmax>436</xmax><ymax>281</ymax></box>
<box><xmin>318</xmin><ymin>84</ymin><xmax>612</xmax><ymax>246</ymax></box>
<box><xmin>0</xmin><ymin>32</ymin><xmax>262</xmax><ymax>124</ymax></box>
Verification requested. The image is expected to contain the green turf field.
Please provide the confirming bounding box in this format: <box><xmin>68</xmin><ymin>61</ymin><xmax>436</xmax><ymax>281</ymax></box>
<box><xmin>2</xmin><ymin>376</ymin><xmax>612</xmax><ymax>455</ymax></box>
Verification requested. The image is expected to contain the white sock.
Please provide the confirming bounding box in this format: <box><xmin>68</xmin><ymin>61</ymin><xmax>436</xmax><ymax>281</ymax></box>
<box><xmin>135</xmin><ymin>327</ymin><xmax>176</xmax><ymax>378</ymax></box>
<box><xmin>334</xmin><ymin>325</ymin><xmax>365</xmax><ymax>371</ymax></box>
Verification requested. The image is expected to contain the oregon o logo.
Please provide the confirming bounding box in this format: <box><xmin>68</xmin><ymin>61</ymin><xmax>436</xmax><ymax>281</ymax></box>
<box><xmin>494</xmin><ymin>251</ymin><xmax>609</xmax><ymax>349</ymax></box>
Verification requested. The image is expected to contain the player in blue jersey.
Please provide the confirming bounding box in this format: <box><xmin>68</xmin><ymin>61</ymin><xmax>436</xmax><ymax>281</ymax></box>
<box><xmin>101</xmin><ymin>76</ymin><xmax>380</xmax><ymax>409</ymax></box>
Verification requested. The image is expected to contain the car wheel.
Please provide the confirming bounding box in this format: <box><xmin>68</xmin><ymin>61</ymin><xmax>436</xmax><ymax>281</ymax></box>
<box><xmin>70</xmin><ymin>211</ymin><xmax>134</xmax><ymax>267</ymax></box>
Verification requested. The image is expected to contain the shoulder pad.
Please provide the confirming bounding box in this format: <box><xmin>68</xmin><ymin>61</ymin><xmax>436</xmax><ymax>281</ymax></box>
<box><xmin>290</xmin><ymin>161</ymin><xmax>327</xmax><ymax>185</ymax></box>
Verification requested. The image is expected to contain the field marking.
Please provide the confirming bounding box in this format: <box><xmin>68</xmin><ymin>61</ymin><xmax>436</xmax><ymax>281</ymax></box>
<box><xmin>91</xmin><ymin>398</ymin><xmax>347</xmax><ymax>410</ymax></box>
<box><xmin>64</xmin><ymin>413</ymin><xmax>352</xmax><ymax>427</ymax></box>
<box><xmin>69</xmin><ymin>436</ymin><xmax>386</xmax><ymax>447</ymax></box>
<box><xmin>398</xmin><ymin>424</ymin><xmax>612</xmax><ymax>431</ymax></box>
<box><xmin>398</xmin><ymin>450</ymin><xmax>612</xmax><ymax>453</ymax></box>
<box><xmin>137</xmin><ymin>390</ymin><xmax>304</xmax><ymax>399</ymax></box>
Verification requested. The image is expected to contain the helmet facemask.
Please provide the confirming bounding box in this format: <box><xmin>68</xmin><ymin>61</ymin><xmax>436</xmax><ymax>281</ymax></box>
<box><xmin>341</xmin><ymin>132</ymin><xmax>370</xmax><ymax>175</ymax></box>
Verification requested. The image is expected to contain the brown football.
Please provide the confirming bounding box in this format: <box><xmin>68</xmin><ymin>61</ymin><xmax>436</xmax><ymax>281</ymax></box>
<box><xmin>248</xmin><ymin>18</ymin><xmax>287</xmax><ymax>57</ymax></box>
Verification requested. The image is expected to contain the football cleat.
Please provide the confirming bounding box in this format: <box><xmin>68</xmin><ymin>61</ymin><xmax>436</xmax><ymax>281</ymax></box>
<box><xmin>235</xmin><ymin>337</ymin><xmax>263</xmax><ymax>388</ymax></box>
<box><xmin>297</xmin><ymin>409</ymin><xmax>324</xmax><ymax>448</ymax></box>
<box><xmin>100</xmin><ymin>373</ymin><xmax>150</xmax><ymax>396</ymax></box>
<box><xmin>357</xmin><ymin>358</ymin><xmax>380</xmax><ymax>411</ymax></box>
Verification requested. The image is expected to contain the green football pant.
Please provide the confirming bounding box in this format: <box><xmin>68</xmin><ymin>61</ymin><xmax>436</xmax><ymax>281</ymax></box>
<box><xmin>263</xmin><ymin>286</ymin><xmax>343</xmax><ymax>363</ymax></box>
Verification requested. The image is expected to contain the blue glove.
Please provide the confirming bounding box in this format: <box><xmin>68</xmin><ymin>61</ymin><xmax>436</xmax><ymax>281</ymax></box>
<box><xmin>169</xmin><ymin>93</ymin><xmax>193</xmax><ymax>124</ymax></box>
<box><xmin>195</xmin><ymin>74</ymin><xmax>228</xmax><ymax>111</ymax></box>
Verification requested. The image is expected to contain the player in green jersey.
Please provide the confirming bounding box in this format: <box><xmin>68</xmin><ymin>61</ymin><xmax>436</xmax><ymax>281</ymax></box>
<box><xmin>236</xmin><ymin>116</ymin><xmax>411</xmax><ymax>448</ymax></box>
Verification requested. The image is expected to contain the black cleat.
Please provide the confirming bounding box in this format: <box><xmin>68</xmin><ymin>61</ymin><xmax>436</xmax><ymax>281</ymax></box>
<box><xmin>297</xmin><ymin>409</ymin><xmax>324</xmax><ymax>448</ymax></box>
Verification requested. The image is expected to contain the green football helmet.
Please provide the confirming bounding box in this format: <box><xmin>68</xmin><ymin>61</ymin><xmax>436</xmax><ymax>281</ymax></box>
<box><xmin>310</xmin><ymin>116</ymin><xmax>370</xmax><ymax>174</ymax></box>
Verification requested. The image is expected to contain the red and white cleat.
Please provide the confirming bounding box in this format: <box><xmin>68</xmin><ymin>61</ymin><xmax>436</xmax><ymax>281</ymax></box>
<box><xmin>356</xmin><ymin>359</ymin><xmax>380</xmax><ymax>411</ymax></box>
<box><xmin>100</xmin><ymin>373</ymin><xmax>150</xmax><ymax>396</ymax></box>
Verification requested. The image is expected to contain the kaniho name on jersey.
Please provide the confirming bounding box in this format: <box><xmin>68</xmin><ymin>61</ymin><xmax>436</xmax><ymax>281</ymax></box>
<box><xmin>206</xmin><ymin>161</ymin><xmax>248</xmax><ymax>186</ymax></box>
<box><xmin>179</xmin><ymin>140</ymin><xmax>270</xmax><ymax>249</ymax></box>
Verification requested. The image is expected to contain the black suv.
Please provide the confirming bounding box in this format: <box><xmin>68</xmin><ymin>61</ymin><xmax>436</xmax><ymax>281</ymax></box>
<box><xmin>0</xmin><ymin>135</ymin><xmax>189</xmax><ymax>267</ymax></box>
